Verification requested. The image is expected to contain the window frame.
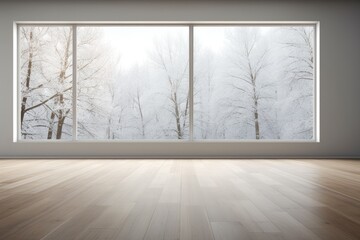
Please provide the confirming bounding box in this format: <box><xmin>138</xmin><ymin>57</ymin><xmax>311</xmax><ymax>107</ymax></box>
<box><xmin>14</xmin><ymin>21</ymin><xmax>320</xmax><ymax>143</ymax></box>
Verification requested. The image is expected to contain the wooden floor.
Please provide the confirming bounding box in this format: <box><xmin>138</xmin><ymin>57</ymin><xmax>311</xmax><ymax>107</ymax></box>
<box><xmin>0</xmin><ymin>160</ymin><xmax>359</xmax><ymax>240</ymax></box>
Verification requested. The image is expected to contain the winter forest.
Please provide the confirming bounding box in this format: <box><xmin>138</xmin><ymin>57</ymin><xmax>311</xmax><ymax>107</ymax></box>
<box><xmin>19</xmin><ymin>25</ymin><xmax>315</xmax><ymax>140</ymax></box>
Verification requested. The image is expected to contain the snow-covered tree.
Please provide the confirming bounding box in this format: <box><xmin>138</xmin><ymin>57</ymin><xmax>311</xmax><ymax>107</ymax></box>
<box><xmin>20</xmin><ymin>27</ymin><xmax>73</xmax><ymax>139</ymax></box>
<box><xmin>151</xmin><ymin>34</ymin><xmax>189</xmax><ymax>139</ymax></box>
<box><xmin>278</xmin><ymin>26</ymin><xmax>315</xmax><ymax>139</ymax></box>
<box><xmin>222</xmin><ymin>28</ymin><xmax>276</xmax><ymax>139</ymax></box>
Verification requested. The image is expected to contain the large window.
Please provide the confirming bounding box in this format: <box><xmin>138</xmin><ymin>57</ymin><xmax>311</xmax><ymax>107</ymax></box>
<box><xmin>17</xmin><ymin>23</ymin><xmax>319</xmax><ymax>141</ymax></box>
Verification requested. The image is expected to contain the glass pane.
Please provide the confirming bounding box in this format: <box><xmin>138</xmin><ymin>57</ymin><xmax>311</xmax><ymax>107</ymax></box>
<box><xmin>19</xmin><ymin>26</ymin><xmax>73</xmax><ymax>140</ymax></box>
<box><xmin>194</xmin><ymin>26</ymin><xmax>315</xmax><ymax>140</ymax></box>
<box><xmin>77</xmin><ymin>27</ymin><xmax>189</xmax><ymax>140</ymax></box>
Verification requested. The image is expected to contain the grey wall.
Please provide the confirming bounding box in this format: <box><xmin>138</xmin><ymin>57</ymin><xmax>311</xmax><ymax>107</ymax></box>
<box><xmin>1</xmin><ymin>0</ymin><xmax>359</xmax><ymax>158</ymax></box>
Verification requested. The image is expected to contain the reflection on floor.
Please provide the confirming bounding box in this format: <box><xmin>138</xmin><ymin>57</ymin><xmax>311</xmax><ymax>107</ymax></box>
<box><xmin>0</xmin><ymin>159</ymin><xmax>359</xmax><ymax>240</ymax></box>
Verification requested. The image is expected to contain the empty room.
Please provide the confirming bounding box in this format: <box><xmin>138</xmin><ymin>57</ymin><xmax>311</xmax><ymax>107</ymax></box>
<box><xmin>0</xmin><ymin>0</ymin><xmax>360</xmax><ymax>239</ymax></box>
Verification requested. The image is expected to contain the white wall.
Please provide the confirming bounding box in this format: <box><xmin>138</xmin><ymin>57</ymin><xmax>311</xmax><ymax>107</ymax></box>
<box><xmin>1</xmin><ymin>0</ymin><xmax>360</xmax><ymax>158</ymax></box>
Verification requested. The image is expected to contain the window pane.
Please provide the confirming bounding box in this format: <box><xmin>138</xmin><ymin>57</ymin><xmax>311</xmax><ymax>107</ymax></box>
<box><xmin>194</xmin><ymin>26</ymin><xmax>315</xmax><ymax>140</ymax></box>
<box><xmin>19</xmin><ymin>26</ymin><xmax>73</xmax><ymax>140</ymax></box>
<box><xmin>77</xmin><ymin>27</ymin><xmax>189</xmax><ymax>140</ymax></box>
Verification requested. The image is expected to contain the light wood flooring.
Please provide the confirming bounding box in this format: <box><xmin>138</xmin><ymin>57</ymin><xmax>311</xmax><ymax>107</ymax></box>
<box><xmin>0</xmin><ymin>159</ymin><xmax>359</xmax><ymax>240</ymax></box>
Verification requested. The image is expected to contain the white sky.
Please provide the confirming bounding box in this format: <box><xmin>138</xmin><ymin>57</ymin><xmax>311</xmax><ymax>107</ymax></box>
<box><xmin>101</xmin><ymin>27</ymin><xmax>187</xmax><ymax>69</ymax></box>
<box><xmin>88</xmin><ymin>26</ymin><xmax>275</xmax><ymax>70</ymax></box>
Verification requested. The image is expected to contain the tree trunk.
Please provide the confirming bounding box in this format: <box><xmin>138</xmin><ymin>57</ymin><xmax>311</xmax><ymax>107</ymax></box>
<box><xmin>55</xmin><ymin>94</ymin><xmax>65</xmax><ymax>139</ymax></box>
<box><xmin>47</xmin><ymin>111</ymin><xmax>56</xmax><ymax>139</ymax></box>
<box><xmin>248</xmin><ymin>51</ymin><xmax>261</xmax><ymax>140</ymax></box>
<box><xmin>21</xmin><ymin>30</ymin><xmax>33</xmax><ymax>127</ymax></box>
<box><xmin>52</xmin><ymin>30</ymin><xmax>72</xmax><ymax>139</ymax></box>
<box><xmin>182</xmin><ymin>92</ymin><xmax>189</xmax><ymax>132</ymax></box>
<box><xmin>136</xmin><ymin>90</ymin><xmax>145</xmax><ymax>137</ymax></box>
<box><xmin>254</xmin><ymin>99</ymin><xmax>260</xmax><ymax>139</ymax></box>
<box><xmin>106</xmin><ymin>117</ymin><xmax>111</xmax><ymax>139</ymax></box>
<box><xmin>173</xmin><ymin>92</ymin><xmax>182</xmax><ymax>139</ymax></box>
<box><xmin>252</xmin><ymin>82</ymin><xmax>260</xmax><ymax>140</ymax></box>
<box><xmin>56</xmin><ymin>114</ymin><xmax>65</xmax><ymax>139</ymax></box>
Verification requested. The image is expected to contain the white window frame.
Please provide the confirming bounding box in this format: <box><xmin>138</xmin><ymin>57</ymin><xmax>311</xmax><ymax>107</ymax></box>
<box><xmin>14</xmin><ymin>21</ymin><xmax>320</xmax><ymax>143</ymax></box>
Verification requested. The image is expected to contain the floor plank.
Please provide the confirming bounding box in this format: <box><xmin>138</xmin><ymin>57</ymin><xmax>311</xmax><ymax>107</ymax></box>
<box><xmin>0</xmin><ymin>159</ymin><xmax>359</xmax><ymax>240</ymax></box>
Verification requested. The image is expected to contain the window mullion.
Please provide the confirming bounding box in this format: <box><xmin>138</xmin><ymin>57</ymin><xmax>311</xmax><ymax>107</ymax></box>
<box><xmin>72</xmin><ymin>25</ymin><xmax>77</xmax><ymax>141</ymax></box>
<box><xmin>189</xmin><ymin>25</ymin><xmax>194</xmax><ymax>141</ymax></box>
